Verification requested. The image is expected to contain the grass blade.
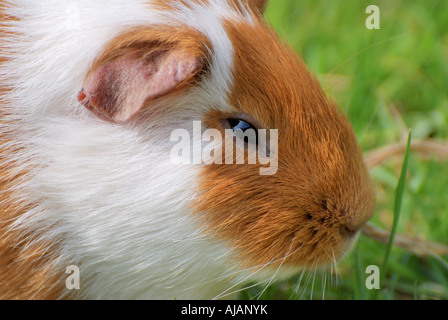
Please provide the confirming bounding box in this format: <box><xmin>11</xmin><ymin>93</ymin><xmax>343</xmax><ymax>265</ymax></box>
<box><xmin>354</xmin><ymin>242</ymin><xmax>366</xmax><ymax>300</ymax></box>
<box><xmin>380</xmin><ymin>129</ymin><xmax>412</xmax><ymax>294</ymax></box>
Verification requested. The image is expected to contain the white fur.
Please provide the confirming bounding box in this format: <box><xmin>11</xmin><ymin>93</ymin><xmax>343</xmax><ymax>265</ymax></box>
<box><xmin>0</xmin><ymin>0</ymin><xmax>278</xmax><ymax>299</ymax></box>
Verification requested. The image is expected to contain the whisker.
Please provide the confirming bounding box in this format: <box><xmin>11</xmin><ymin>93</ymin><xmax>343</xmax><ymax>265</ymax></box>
<box><xmin>213</xmin><ymin>270</ymin><xmax>265</xmax><ymax>300</ymax></box>
<box><xmin>212</xmin><ymin>244</ymin><xmax>303</xmax><ymax>300</ymax></box>
<box><xmin>299</xmin><ymin>260</ymin><xmax>318</xmax><ymax>300</ymax></box>
<box><xmin>216</xmin><ymin>278</ymin><xmax>271</xmax><ymax>301</ymax></box>
<box><xmin>330</xmin><ymin>259</ymin><xmax>337</xmax><ymax>288</ymax></box>
<box><xmin>255</xmin><ymin>244</ymin><xmax>293</xmax><ymax>300</ymax></box>
<box><xmin>310</xmin><ymin>265</ymin><xmax>317</xmax><ymax>300</ymax></box>
<box><xmin>181</xmin><ymin>249</ymin><xmax>290</xmax><ymax>296</ymax></box>
<box><xmin>211</xmin><ymin>261</ymin><xmax>276</xmax><ymax>300</ymax></box>
<box><xmin>322</xmin><ymin>269</ymin><xmax>327</xmax><ymax>300</ymax></box>
<box><xmin>290</xmin><ymin>266</ymin><xmax>307</xmax><ymax>300</ymax></box>
<box><xmin>254</xmin><ymin>242</ymin><xmax>305</xmax><ymax>300</ymax></box>
<box><xmin>331</xmin><ymin>250</ymin><xmax>342</xmax><ymax>285</ymax></box>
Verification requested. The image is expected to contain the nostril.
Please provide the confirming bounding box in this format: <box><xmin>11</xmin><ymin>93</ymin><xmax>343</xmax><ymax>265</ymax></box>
<box><xmin>321</xmin><ymin>199</ymin><xmax>328</xmax><ymax>211</ymax></box>
<box><xmin>339</xmin><ymin>224</ymin><xmax>359</xmax><ymax>238</ymax></box>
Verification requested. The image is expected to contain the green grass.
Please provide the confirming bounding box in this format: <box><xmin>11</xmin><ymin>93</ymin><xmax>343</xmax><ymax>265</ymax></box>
<box><xmin>239</xmin><ymin>0</ymin><xmax>448</xmax><ymax>300</ymax></box>
<box><xmin>381</xmin><ymin>130</ymin><xmax>411</xmax><ymax>279</ymax></box>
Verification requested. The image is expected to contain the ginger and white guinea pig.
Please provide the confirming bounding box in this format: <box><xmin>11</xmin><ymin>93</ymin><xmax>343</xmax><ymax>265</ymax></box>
<box><xmin>0</xmin><ymin>0</ymin><xmax>376</xmax><ymax>300</ymax></box>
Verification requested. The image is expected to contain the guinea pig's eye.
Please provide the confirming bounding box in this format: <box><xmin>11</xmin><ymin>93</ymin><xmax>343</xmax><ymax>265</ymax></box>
<box><xmin>227</xmin><ymin>119</ymin><xmax>255</xmax><ymax>132</ymax></box>
<box><xmin>227</xmin><ymin>118</ymin><xmax>258</xmax><ymax>145</ymax></box>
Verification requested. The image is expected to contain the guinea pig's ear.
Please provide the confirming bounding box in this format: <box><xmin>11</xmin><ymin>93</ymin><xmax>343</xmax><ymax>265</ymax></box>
<box><xmin>78</xmin><ymin>27</ymin><xmax>209</xmax><ymax>123</ymax></box>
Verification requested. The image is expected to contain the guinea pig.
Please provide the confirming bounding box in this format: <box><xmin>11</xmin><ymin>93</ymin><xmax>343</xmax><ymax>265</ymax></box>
<box><xmin>0</xmin><ymin>0</ymin><xmax>376</xmax><ymax>299</ymax></box>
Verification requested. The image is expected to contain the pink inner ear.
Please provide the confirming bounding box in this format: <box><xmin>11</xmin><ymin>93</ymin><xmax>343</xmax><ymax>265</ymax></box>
<box><xmin>78</xmin><ymin>51</ymin><xmax>202</xmax><ymax>123</ymax></box>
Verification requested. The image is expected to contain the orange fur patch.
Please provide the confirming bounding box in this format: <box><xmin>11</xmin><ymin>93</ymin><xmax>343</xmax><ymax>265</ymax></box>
<box><xmin>195</xmin><ymin>18</ymin><xmax>376</xmax><ymax>269</ymax></box>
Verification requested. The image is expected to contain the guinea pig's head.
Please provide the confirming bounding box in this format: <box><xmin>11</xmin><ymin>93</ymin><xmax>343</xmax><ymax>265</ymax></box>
<box><xmin>78</xmin><ymin>0</ymin><xmax>375</xmax><ymax>276</ymax></box>
<box><xmin>195</xmin><ymin>21</ymin><xmax>377</xmax><ymax>271</ymax></box>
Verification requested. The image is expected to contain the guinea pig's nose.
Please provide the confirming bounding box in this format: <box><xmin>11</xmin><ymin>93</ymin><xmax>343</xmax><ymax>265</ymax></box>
<box><xmin>339</xmin><ymin>223</ymin><xmax>362</xmax><ymax>238</ymax></box>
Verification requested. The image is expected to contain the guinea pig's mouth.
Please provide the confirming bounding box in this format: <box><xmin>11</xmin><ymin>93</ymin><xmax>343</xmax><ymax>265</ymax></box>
<box><xmin>231</xmin><ymin>240</ymin><xmax>353</xmax><ymax>288</ymax></box>
<box><xmin>252</xmin><ymin>227</ymin><xmax>363</xmax><ymax>283</ymax></box>
<box><xmin>238</xmin><ymin>250</ymin><xmax>352</xmax><ymax>287</ymax></box>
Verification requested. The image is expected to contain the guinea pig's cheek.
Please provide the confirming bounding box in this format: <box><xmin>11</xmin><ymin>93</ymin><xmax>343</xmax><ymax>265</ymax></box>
<box><xmin>193</xmin><ymin>168</ymin><xmax>302</xmax><ymax>271</ymax></box>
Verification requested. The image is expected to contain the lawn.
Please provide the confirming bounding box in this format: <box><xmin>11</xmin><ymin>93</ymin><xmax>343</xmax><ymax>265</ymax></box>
<box><xmin>239</xmin><ymin>0</ymin><xmax>448</xmax><ymax>300</ymax></box>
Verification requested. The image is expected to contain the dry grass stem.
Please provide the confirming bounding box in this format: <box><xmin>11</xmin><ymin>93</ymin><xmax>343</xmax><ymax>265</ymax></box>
<box><xmin>362</xmin><ymin>222</ymin><xmax>448</xmax><ymax>257</ymax></box>
<box><xmin>362</xmin><ymin>138</ymin><xmax>448</xmax><ymax>258</ymax></box>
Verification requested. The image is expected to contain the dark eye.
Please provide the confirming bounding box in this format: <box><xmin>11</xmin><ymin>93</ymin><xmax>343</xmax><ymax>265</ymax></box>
<box><xmin>227</xmin><ymin>118</ymin><xmax>258</xmax><ymax>144</ymax></box>
<box><xmin>227</xmin><ymin>119</ymin><xmax>255</xmax><ymax>132</ymax></box>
